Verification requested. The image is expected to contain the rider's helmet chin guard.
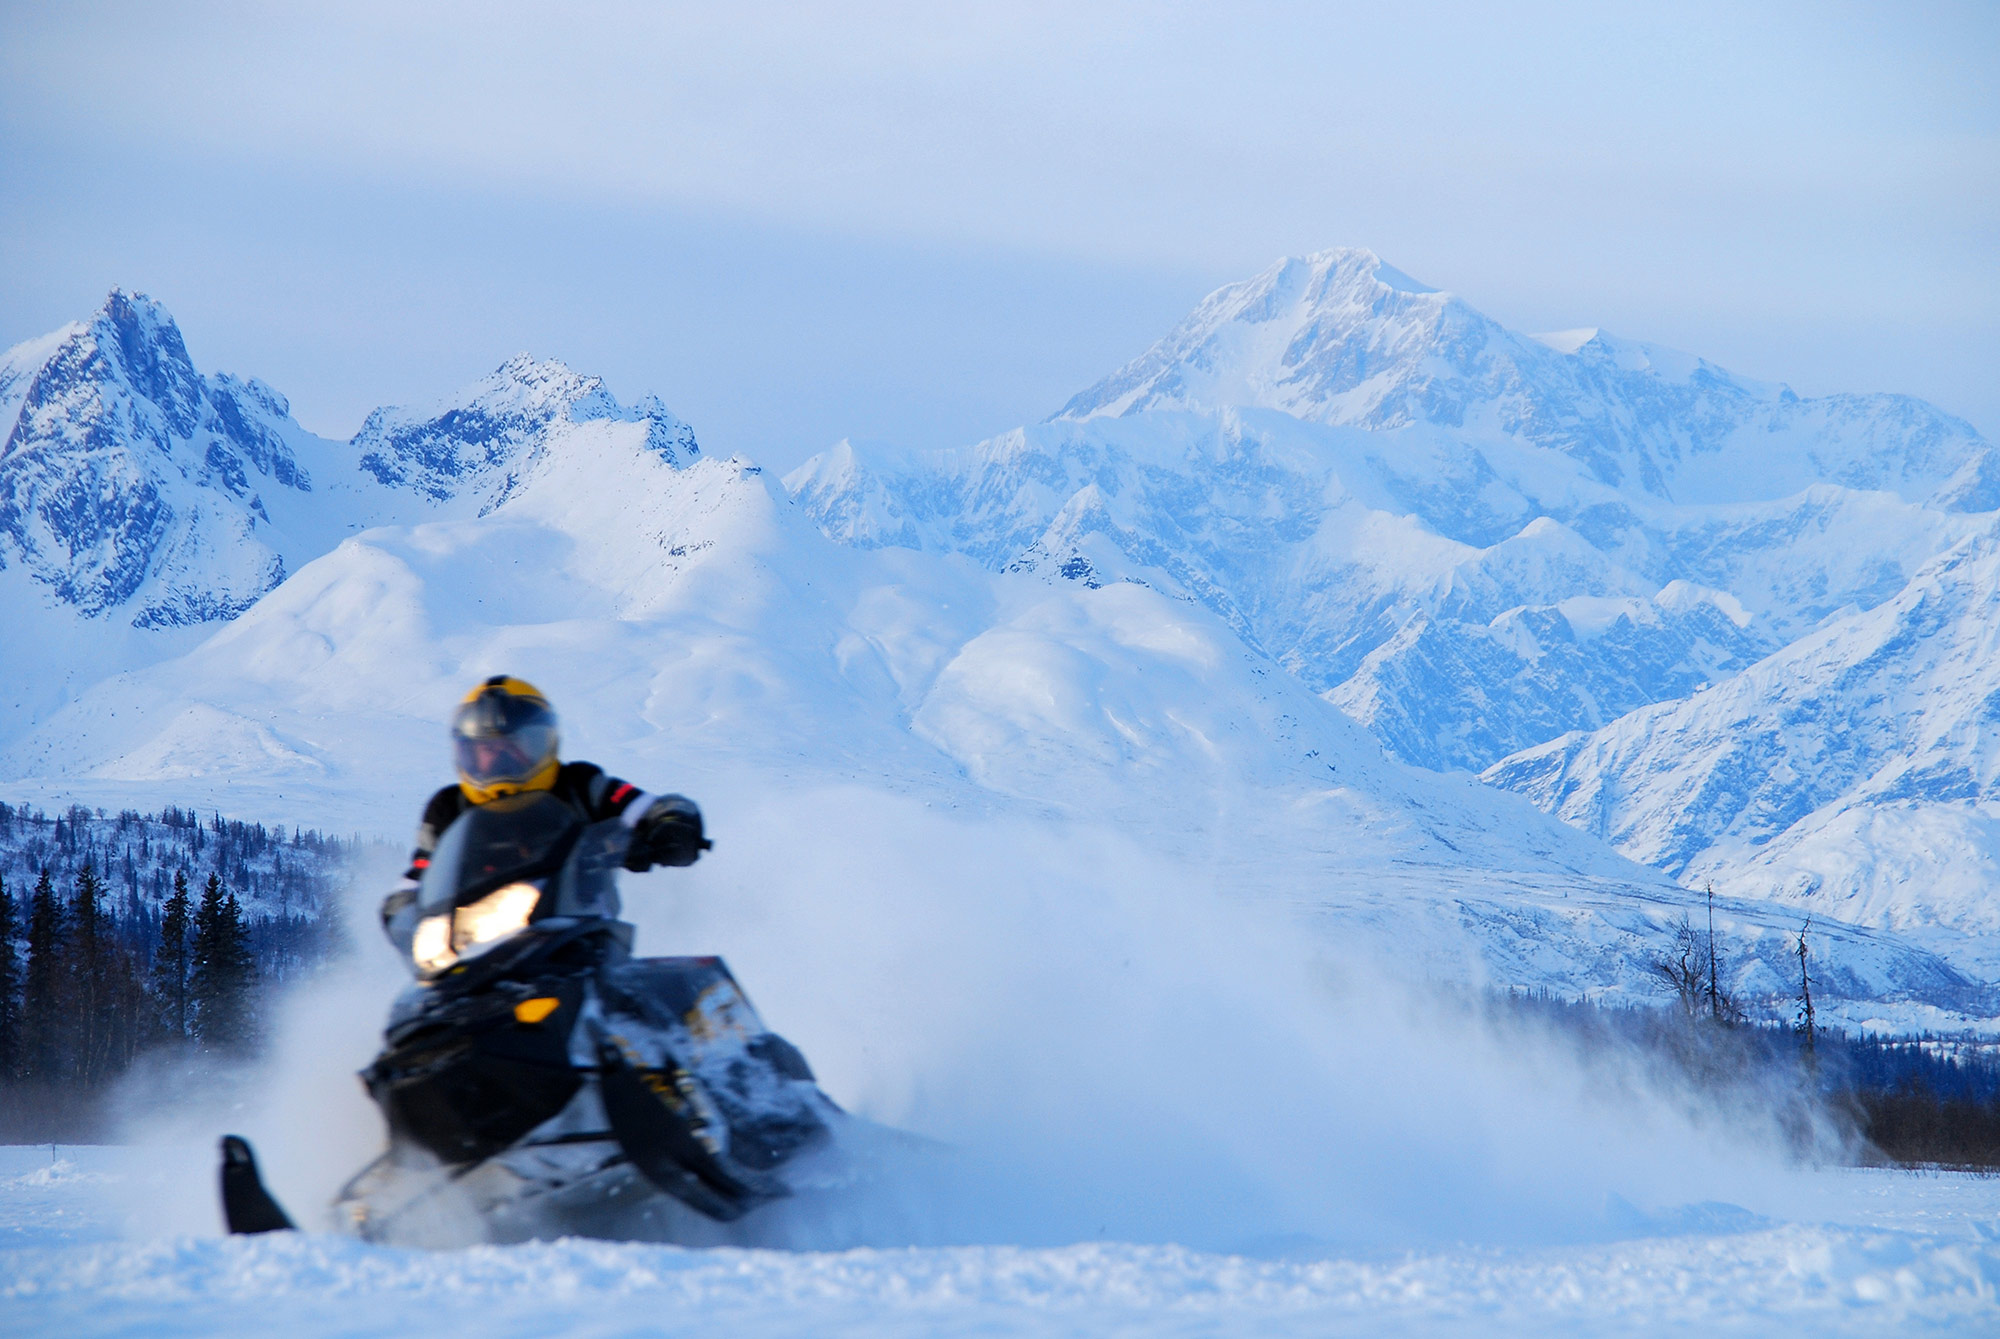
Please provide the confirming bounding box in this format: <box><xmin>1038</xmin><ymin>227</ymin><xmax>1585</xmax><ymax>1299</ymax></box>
<box><xmin>452</xmin><ymin>675</ymin><xmax>560</xmax><ymax>804</ymax></box>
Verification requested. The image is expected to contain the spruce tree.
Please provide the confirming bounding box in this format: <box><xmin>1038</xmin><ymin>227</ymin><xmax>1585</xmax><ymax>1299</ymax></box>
<box><xmin>68</xmin><ymin>864</ymin><xmax>106</xmax><ymax>1085</ymax></box>
<box><xmin>191</xmin><ymin>873</ymin><xmax>255</xmax><ymax>1051</ymax></box>
<box><xmin>0</xmin><ymin>874</ymin><xmax>18</xmax><ymax>1081</ymax></box>
<box><xmin>22</xmin><ymin>869</ymin><xmax>66</xmax><ymax>1082</ymax></box>
<box><xmin>99</xmin><ymin>937</ymin><xmax>148</xmax><ymax>1078</ymax></box>
<box><xmin>153</xmin><ymin>870</ymin><xmax>193</xmax><ymax>1042</ymax></box>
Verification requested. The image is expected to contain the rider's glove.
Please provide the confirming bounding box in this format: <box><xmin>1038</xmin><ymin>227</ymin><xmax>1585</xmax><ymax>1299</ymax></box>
<box><xmin>623</xmin><ymin>795</ymin><xmax>710</xmax><ymax>871</ymax></box>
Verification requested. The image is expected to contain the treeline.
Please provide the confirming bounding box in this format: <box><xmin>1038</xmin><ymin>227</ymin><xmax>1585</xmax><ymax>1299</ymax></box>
<box><xmin>0</xmin><ymin>801</ymin><xmax>352</xmax><ymax>980</ymax></box>
<box><xmin>1494</xmin><ymin>986</ymin><xmax>2000</xmax><ymax>1169</ymax></box>
<box><xmin>0</xmin><ymin>801</ymin><xmax>379</xmax><ymax>1140</ymax></box>
<box><xmin>1840</xmin><ymin>1034</ymin><xmax>2000</xmax><ymax>1168</ymax></box>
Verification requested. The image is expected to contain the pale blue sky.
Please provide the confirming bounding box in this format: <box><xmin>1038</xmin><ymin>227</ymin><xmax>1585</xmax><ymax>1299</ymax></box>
<box><xmin>2</xmin><ymin>1</ymin><xmax>1994</xmax><ymax>469</ymax></box>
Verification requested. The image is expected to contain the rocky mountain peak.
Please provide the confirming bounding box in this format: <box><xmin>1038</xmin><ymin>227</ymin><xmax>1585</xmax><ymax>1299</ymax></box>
<box><xmin>0</xmin><ymin>290</ymin><xmax>318</xmax><ymax>624</ymax></box>
<box><xmin>352</xmin><ymin>354</ymin><xmax>700</xmax><ymax>508</ymax></box>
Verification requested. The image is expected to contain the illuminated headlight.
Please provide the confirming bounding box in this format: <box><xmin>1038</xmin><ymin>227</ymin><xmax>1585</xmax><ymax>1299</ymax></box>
<box><xmin>411</xmin><ymin>882</ymin><xmax>542</xmax><ymax>975</ymax></box>
<box><xmin>412</xmin><ymin>913</ymin><xmax>455</xmax><ymax>974</ymax></box>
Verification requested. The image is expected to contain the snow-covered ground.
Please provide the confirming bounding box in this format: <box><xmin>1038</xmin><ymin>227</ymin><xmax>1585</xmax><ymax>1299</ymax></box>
<box><xmin>6</xmin><ymin>1144</ymin><xmax>1999</xmax><ymax>1337</ymax></box>
<box><xmin>3</xmin><ymin>824</ymin><xmax>1994</xmax><ymax>1335</ymax></box>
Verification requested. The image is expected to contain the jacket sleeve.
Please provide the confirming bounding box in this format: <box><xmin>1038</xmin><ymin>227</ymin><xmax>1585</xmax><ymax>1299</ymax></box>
<box><xmin>382</xmin><ymin>786</ymin><xmax>464</xmax><ymax>942</ymax></box>
<box><xmin>404</xmin><ymin>786</ymin><xmax>466</xmax><ymax>880</ymax></box>
<box><xmin>567</xmin><ymin>762</ymin><xmax>655</xmax><ymax>823</ymax></box>
<box><xmin>564</xmin><ymin>761</ymin><xmax>706</xmax><ymax>867</ymax></box>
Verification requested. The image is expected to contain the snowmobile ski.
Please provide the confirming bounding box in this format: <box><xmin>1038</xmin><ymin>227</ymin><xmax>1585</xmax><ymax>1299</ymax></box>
<box><xmin>220</xmin><ymin>1134</ymin><xmax>296</xmax><ymax>1234</ymax></box>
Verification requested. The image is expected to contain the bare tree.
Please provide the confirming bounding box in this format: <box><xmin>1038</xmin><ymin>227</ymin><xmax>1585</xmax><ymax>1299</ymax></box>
<box><xmin>1655</xmin><ymin>914</ymin><xmax>1706</xmax><ymax>1019</ymax></box>
<box><xmin>1795</xmin><ymin>916</ymin><xmax>1818</xmax><ymax>1074</ymax></box>
<box><xmin>1706</xmin><ymin>883</ymin><xmax>1722</xmax><ymax>1022</ymax></box>
<box><xmin>1655</xmin><ymin>908</ymin><xmax>1744</xmax><ymax>1026</ymax></box>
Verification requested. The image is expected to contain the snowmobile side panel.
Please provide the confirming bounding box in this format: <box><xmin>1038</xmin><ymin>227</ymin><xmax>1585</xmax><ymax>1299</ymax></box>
<box><xmin>220</xmin><ymin>1135</ymin><xmax>295</xmax><ymax>1234</ymax></box>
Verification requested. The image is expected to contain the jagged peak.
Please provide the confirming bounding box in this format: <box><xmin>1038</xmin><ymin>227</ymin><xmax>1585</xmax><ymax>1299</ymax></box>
<box><xmin>1270</xmin><ymin>246</ymin><xmax>1436</xmax><ymax>295</ymax></box>
<box><xmin>1055</xmin><ymin>245</ymin><xmax>1470</xmax><ymax>424</ymax></box>
<box><xmin>88</xmin><ymin>289</ymin><xmax>199</xmax><ymax>384</ymax></box>
<box><xmin>361</xmin><ymin>354</ymin><xmax>694</xmax><ymax>438</ymax></box>
<box><xmin>487</xmin><ymin>351</ymin><xmax>600</xmax><ymax>395</ymax></box>
<box><xmin>95</xmin><ymin>286</ymin><xmax>176</xmax><ymax>326</ymax></box>
<box><xmin>0</xmin><ymin>288</ymin><xmax>210</xmax><ymax>443</ymax></box>
<box><xmin>1195</xmin><ymin>248</ymin><xmax>1445</xmax><ymax>328</ymax></box>
<box><xmin>350</xmin><ymin>350</ymin><xmax>699</xmax><ymax>503</ymax></box>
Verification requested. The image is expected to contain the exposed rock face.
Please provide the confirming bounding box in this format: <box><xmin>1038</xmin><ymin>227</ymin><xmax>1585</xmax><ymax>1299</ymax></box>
<box><xmin>0</xmin><ymin>292</ymin><xmax>307</xmax><ymax>625</ymax></box>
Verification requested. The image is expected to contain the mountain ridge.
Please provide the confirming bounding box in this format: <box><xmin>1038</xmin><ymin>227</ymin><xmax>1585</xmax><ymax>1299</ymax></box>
<box><xmin>0</xmin><ymin>291</ymin><xmax>703</xmax><ymax>632</ymax></box>
<box><xmin>2</xmin><ymin>273</ymin><xmax>1994</xmax><ymax>1020</ymax></box>
<box><xmin>1055</xmin><ymin>248</ymin><xmax>1992</xmax><ymax>512</ymax></box>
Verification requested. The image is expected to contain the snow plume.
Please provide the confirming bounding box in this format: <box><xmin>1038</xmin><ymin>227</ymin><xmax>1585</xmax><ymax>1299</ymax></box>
<box><xmin>104</xmin><ymin>841</ymin><xmax>409</xmax><ymax>1239</ymax></box>
<box><xmin>109</xmin><ymin>786</ymin><xmax>1824</xmax><ymax>1253</ymax></box>
<box><xmin>633</xmin><ymin>786</ymin><xmax>1824</xmax><ymax>1254</ymax></box>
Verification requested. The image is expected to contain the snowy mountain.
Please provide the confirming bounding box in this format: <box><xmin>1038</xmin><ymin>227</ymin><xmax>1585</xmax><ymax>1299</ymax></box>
<box><xmin>0</xmin><ymin>293</ymin><xmax>706</xmax><ymax>628</ymax></box>
<box><xmin>0</xmin><ymin>292</ymin><xmax>701</xmax><ymax>744</ymax></box>
<box><xmin>0</xmin><ymin>376</ymin><xmax>1971</xmax><ymax>1021</ymax></box>
<box><xmin>0</xmin><ymin>292</ymin><xmax>327</xmax><ymax>628</ymax></box>
<box><xmin>1485</xmin><ymin>524</ymin><xmax>2000</xmax><ymax>972</ymax></box>
<box><xmin>782</xmin><ymin>248</ymin><xmax>2000</xmax><ymax>980</ymax></box>
<box><xmin>351</xmin><ymin>353</ymin><xmax>699</xmax><ymax>509</ymax></box>
<box><xmin>788</xmin><ymin>252</ymin><xmax>1990</xmax><ymax>776</ymax></box>
<box><xmin>1058</xmin><ymin>249</ymin><xmax>1993</xmax><ymax>513</ymax></box>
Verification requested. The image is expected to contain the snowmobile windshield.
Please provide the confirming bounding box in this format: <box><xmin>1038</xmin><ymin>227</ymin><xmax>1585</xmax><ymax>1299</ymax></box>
<box><xmin>418</xmin><ymin>792</ymin><xmax>583</xmax><ymax>917</ymax></box>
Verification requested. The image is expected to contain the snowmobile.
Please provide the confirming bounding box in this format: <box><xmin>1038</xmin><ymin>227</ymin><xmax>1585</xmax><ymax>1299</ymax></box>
<box><xmin>221</xmin><ymin>790</ymin><xmax>850</xmax><ymax>1246</ymax></box>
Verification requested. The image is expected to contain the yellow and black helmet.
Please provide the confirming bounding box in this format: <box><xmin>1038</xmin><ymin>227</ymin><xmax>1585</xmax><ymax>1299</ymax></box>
<box><xmin>451</xmin><ymin>675</ymin><xmax>560</xmax><ymax>804</ymax></box>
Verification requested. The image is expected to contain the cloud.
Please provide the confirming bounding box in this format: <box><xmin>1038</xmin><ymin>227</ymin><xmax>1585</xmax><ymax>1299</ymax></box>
<box><xmin>2</xmin><ymin>2</ymin><xmax>1994</xmax><ymax>451</ymax></box>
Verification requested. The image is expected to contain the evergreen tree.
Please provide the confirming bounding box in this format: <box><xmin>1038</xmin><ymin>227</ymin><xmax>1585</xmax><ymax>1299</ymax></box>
<box><xmin>67</xmin><ymin>864</ymin><xmax>107</xmax><ymax>1084</ymax></box>
<box><xmin>191</xmin><ymin>874</ymin><xmax>255</xmax><ymax>1051</ymax></box>
<box><xmin>153</xmin><ymin>870</ymin><xmax>193</xmax><ymax>1042</ymax></box>
<box><xmin>22</xmin><ymin>869</ymin><xmax>66</xmax><ymax>1081</ymax></box>
<box><xmin>98</xmin><ymin>937</ymin><xmax>149</xmax><ymax>1079</ymax></box>
<box><xmin>0</xmin><ymin>874</ymin><xmax>18</xmax><ymax>1080</ymax></box>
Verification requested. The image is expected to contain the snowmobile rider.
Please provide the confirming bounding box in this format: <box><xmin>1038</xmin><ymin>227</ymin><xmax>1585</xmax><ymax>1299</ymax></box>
<box><xmin>379</xmin><ymin>675</ymin><xmax>707</xmax><ymax>940</ymax></box>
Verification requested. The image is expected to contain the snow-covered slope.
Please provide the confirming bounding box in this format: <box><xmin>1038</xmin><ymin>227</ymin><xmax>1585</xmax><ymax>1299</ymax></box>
<box><xmin>1486</xmin><ymin>525</ymin><xmax>2000</xmax><ymax>972</ymax></box>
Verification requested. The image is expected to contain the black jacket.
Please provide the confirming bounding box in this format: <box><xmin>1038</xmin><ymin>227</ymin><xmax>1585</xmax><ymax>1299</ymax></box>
<box><xmin>402</xmin><ymin>761</ymin><xmax>651</xmax><ymax>881</ymax></box>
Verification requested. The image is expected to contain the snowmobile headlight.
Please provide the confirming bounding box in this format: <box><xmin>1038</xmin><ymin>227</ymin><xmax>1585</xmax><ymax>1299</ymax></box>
<box><xmin>411</xmin><ymin>882</ymin><xmax>541</xmax><ymax>976</ymax></box>
<box><xmin>450</xmin><ymin>881</ymin><xmax>542</xmax><ymax>958</ymax></box>
<box><xmin>412</xmin><ymin>913</ymin><xmax>456</xmax><ymax>975</ymax></box>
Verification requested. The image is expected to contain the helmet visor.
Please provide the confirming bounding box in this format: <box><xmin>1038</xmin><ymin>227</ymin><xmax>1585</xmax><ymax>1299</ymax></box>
<box><xmin>451</xmin><ymin>694</ymin><xmax>557</xmax><ymax>788</ymax></box>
